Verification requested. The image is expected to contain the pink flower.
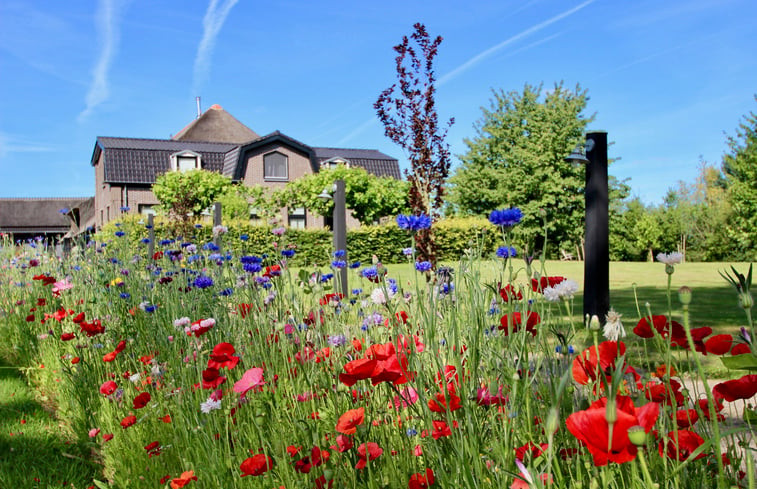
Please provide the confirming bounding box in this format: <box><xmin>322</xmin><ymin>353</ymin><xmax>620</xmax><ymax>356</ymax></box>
<box><xmin>234</xmin><ymin>367</ymin><xmax>265</xmax><ymax>396</ymax></box>
<box><xmin>88</xmin><ymin>428</ymin><xmax>100</xmax><ymax>438</ymax></box>
<box><xmin>52</xmin><ymin>279</ymin><xmax>73</xmax><ymax>295</ymax></box>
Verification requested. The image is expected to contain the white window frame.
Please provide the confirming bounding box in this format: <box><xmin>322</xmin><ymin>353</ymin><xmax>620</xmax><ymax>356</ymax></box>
<box><xmin>320</xmin><ymin>157</ymin><xmax>350</xmax><ymax>170</ymax></box>
<box><xmin>264</xmin><ymin>151</ymin><xmax>289</xmax><ymax>181</ymax></box>
<box><xmin>288</xmin><ymin>207</ymin><xmax>306</xmax><ymax>229</ymax></box>
<box><xmin>170</xmin><ymin>150</ymin><xmax>201</xmax><ymax>172</ymax></box>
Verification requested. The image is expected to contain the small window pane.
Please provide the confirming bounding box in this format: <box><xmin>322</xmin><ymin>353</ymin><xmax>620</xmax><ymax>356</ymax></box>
<box><xmin>178</xmin><ymin>156</ymin><xmax>197</xmax><ymax>172</ymax></box>
<box><xmin>138</xmin><ymin>204</ymin><xmax>155</xmax><ymax>216</ymax></box>
<box><xmin>288</xmin><ymin>207</ymin><xmax>306</xmax><ymax>229</ymax></box>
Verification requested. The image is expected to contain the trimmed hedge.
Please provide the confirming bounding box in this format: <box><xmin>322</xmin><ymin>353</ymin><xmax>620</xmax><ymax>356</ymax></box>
<box><xmin>97</xmin><ymin>216</ymin><xmax>512</xmax><ymax>266</ymax></box>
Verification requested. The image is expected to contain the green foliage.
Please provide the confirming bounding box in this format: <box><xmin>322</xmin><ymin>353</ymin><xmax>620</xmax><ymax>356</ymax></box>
<box><xmin>723</xmin><ymin>100</ymin><xmax>757</xmax><ymax>259</ymax></box>
<box><xmin>273</xmin><ymin>165</ymin><xmax>410</xmax><ymax>225</ymax></box>
<box><xmin>633</xmin><ymin>211</ymin><xmax>663</xmax><ymax>261</ymax></box>
<box><xmin>449</xmin><ymin>82</ymin><xmax>593</xmax><ymax>255</ymax></box>
<box><xmin>152</xmin><ymin>169</ymin><xmax>232</xmax><ymax>234</ymax></box>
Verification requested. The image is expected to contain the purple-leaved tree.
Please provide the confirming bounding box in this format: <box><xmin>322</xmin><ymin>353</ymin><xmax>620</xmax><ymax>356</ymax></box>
<box><xmin>375</xmin><ymin>22</ymin><xmax>453</xmax><ymax>266</ymax></box>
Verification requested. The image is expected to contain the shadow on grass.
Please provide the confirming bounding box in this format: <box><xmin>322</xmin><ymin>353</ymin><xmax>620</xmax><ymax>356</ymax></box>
<box><xmin>0</xmin><ymin>356</ymin><xmax>101</xmax><ymax>488</ymax></box>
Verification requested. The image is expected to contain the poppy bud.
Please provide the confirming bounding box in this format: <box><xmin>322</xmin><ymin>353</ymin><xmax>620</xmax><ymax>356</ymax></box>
<box><xmin>739</xmin><ymin>291</ymin><xmax>753</xmax><ymax>310</ymax></box>
<box><xmin>589</xmin><ymin>315</ymin><xmax>601</xmax><ymax>331</ymax></box>
<box><xmin>677</xmin><ymin>286</ymin><xmax>692</xmax><ymax>306</ymax></box>
<box><xmin>627</xmin><ymin>425</ymin><xmax>646</xmax><ymax>446</ymax></box>
<box><xmin>545</xmin><ymin>408</ymin><xmax>559</xmax><ymax>435</ymax></box>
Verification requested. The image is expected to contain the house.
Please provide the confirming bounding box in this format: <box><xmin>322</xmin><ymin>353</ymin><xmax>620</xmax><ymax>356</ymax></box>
<box><xmin>0</xmin><ymin>197</ymin><xmax>94</xmax><ymax>243</ymax></box>
<box><xmin>91</xmin><ymin>104</ymin><xmax>401</xmax><ymax>229</ymax></box>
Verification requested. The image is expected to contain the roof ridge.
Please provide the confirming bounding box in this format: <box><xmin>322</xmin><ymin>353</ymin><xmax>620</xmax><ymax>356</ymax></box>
<box><xmin>312</xmin><ymin>146</ymin><xmax>381</xmax><ymax>151</ymax></box>
<box><xmin>0</xmin><ymin>197</ymin><xmax>92</xmax><ymax>201</ymax></box>
<box><xmin>99</xmin><ymin>136</ymin><xmax>236</xmax><ymax>145</ymax></box>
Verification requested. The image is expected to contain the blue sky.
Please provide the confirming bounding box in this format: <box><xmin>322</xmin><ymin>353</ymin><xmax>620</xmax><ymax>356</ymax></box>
<box><xmin>1</xmin><ymin>0</ymin><xmax>755</xmax><ymax>205</ymax></box>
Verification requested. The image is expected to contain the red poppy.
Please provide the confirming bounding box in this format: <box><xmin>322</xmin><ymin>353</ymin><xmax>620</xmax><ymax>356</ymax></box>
<box><xmin>531</xmin><ymin>276</ymin><xmax>565</xmax><ymax>292</ymax></box>
<box><xmin>498</xmin><ymin>311</ymin><xmax>540</xmax><ymax>336</ymax></box>
<box><xmin>395</xmin><ymin>310</ymin><xmax>409</xmax><ymax>324</ymax></box>
<box><xmin>515</xmin><ymin>442</ymin><xmax>548</xmax><ymax>461</ymax></box>
<box><xmin>499</xmin><ymin>284</ymin><xmax>522</xmax><ymax>302</ymax></box>
<box><xmin>120</xmin><ymin>415</ymin><xmax>137</xmax><ymax>429</ymax></box>
<box><xmin>25</xmin><ymin>314</ymin><xmax>35</xmax><ymax>322</ymax></box>
<box><xmin>60</xmin><ymin>332</ymin><xmax>75</xmax><ymax>341</ymax></box>
<box><xmin>102</xmin><ymin>351</ymin><xmax>118</xmax><ymax>362</ymax></box>
<box><xmin>428</xmin><ymin>390</ymin><xmax>462</xmax><ymax>413</ymax></box>
<box><xmin>572</xmin><ymin>341</ymin><xmax>626</xmax><ymax>386</ymax></box>
<box><xmin>293</xmin><ymin>446</ymin><xmax>329</xmax><ymax>474</ymax></box>
<box><xmin>319</xmin><ymin>293</ymin><xmax>344</xmax><ymax>306</ymax></box>
<box><xmin>201</xmin><ymin>368</ymin><xmax>226</xmax><ymax>390</ymax></box>
<box><xmin>99</xmin><ymin>380</ymin><xmax>118</xmax><ymax>396</ymax></box>
<box><xmin>408</xmin><ymin>468</ymin><xmax>435</xmax><ymax>489</ymax></box>
<box><xmin>633</xmin><ymin>315</ymin><xmax>685</xmax><ymax>340</ymax></box>
<box><xmin>705</xmin><ymin>334</ymin><xmax>733</xmax><ymax>355</ymax></box>
<box><xmin>160</xmin><ymin>475</ymin><xmax>171</xmax><ymax>484</ymax></box>
<box><xmin>731</xmin><ymin>343</ymin><xmax>752</xmax><ymax>355</ymax></box>
<box><xmin>240</xmin><ymin>453</ymin><xmax>274</xmax><ymax>476</ymax></box>
<box><xmin>103</xmin><ymin>433</ymin><xmax>114</xmax><ymax>442</ymax></box>
<box><xmin>713</xmin><ymin>374</ymin><xmax>757</xmax><ymax>402</ymax></box>
<box><xmin>658</xmin><ymin>430</ymin><xmax>706</xmax><ymax>461</ymax></box>
<box><xmin>431</xmin><ymin>420</ymin><xmax>452</xmax><ymax>440</ymax></box>
<box><xmin>355</xmin><ymin>442</ymin><xmax>383</xmax><ymax>469</ymax></box>
<box><xmin>115</xmin><ymin>340</ymin><xmax>127</xmax><ymax>353</ymax></box>
<box><xmin>170</xmin><ymin>470</ymin><xmax>197</xmax><ymax>488</ymax></box>
<box><xmin>696</xmin><ymin>398</ymin><xmax>725</xmax><ymax>421</ymax></box>
<box><xmin>133</xmin><ymin>392</ymin><xmax>151</xmax><ymax>409</ymax></box>
<box><xmin>207</xmin><ymin>343</ymin><xmax>240</xmax><ymax>370</ymax></box>
<box><xmin>333</xmin><ymin>434</ymin><xmax>353</xmax><ymax>452</ymax></box>
<box><xmin>72</xmin><ymin>312</ymin><xmax>85</xmax><ymax>323</ymax></box>
<box><xmin>263</xmin><ymin>265</ymin><xmax>281</xmax><ymax>278</ymax></box>
<box><xmin>371</xmin><ymin>355</ymin><xmax>414</xmax><ymax>385</ymax></box>
<box><xmin>336</xmin><ymin>407</ymin><xmax>365</xmax><ymax>435</ymax></box>
<box><xmin>236</xmin><ymin>303</ymin><xmax>254</xmax><ymax>318</ymax></box>
<box><xmin>80</xmin><ymin>319</ymin><xmax>105</xmax><ymax>337</ymax></box>
<box><xmin>674</xmin><ymin>409</ymin><xmax>699</xmax><ymax>429</ymax></box>
<box><xmin>643</xmin><ymin>379</ymin><xmax>685</xmax><ymax>407</ymax></box>
<box><xmin>144</xmin><ymin>441</ymin><xmax>161</xmax><ymax>457</ymax></box>
<box><xmin>565</xmin><ymin>395</ymin><xmax>659</xmax><ymax>466</ymax></box>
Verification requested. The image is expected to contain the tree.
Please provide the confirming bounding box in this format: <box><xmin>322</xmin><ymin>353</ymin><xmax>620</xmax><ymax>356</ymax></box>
<box><xmin>375</xmin><ymin>23</ymin><xmax>453</xmax><ymax>264</ymax></box>
<box><xmin>633</xmin><ymin>211</ymin><xmax>663</xmax><ymax>262</ymax></box>
<box><xmin>723</xmin><ymin>99</ymin><xmax>757</xmax><ymax>259</ymax></box>
<box><xmin>449</xmin><ymin>82</ymin><xmax>593</xmax><ymax>256</ymax></box>
<box><xmin>152</xmin><ymin>169</ymin><xmax>231</xmax><ymax>236</ymax></box>
<box><xmin>272</xmin><ymin>165</ymin><xmax>409</xmax><ymax>226</ymax></box>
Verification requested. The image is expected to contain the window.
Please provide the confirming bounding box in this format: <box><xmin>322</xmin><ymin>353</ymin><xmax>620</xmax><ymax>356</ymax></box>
<box><xmin>138</xmin><ymin>204</ymin><xmax>156</xmax><ymax>216</ymax></box>
<box><xmin>264</xmin><ymin>151</ymin><xmax>288</xmax><ymax>180</ymax></box>
<box><xmin>288</xmin><ymin>207</ymin><xmax>306</xmax><ymax>229</ymax></box>
<box><xmin>171</xmin><ymin>150</ymin><xmax>201</xmax><ymax>172</ymax></box>
<box><xmin>321</xmin><ymin>157</ymin><xmax>349</xmax><ymax>170</ymax></box>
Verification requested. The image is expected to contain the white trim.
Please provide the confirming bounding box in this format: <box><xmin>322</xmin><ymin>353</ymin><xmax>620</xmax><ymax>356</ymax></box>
<box><xmin>170</xmin><ymin>150</ymin><xmax>202</xmax><ymax>172</ymax></box>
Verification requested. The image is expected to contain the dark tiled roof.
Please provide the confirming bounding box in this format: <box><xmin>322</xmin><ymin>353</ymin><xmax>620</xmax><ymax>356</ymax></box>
<box><xmin>313</xmin><ymin>147</ymin><xmax>401</xmax><ymax>179</ymax></box>
<box><xmin>0</xmin><ymin>197</ymin><xmax>91</xmax><ymax>234</ymax></box>
<box><xmin>94</xmin><ymin>137</ymin><xmax>237</xmax><ymax>184</ymax></box>
<box><xmin>226</xmin><ymin>131</ymin><xmax>318</xmax><ymax>181</ymax></box>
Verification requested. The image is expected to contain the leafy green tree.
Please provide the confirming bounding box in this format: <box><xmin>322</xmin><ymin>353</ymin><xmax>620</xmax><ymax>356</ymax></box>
<box><xmin>217</xmin><ymin>184</ymin><xmax>277</xmax><ymax>223</ymax></box>
<box><xmin>633</xmin><ymin>211</ymin><xmax>663</xmax><ymax>261</ymax></box>
<box><xmin>449</xmin><ymin>82</ymin><xmax>593</xmax><ymax>255</ymax></box>
<box><xmin>272</xmin><ymin>165</ymin><xmax>409</xmax><ymax>226</ymax></box>
<box><xmin>152</xmin><ymin>169</ymin><xmax>231</xmax><ymax>235</ymax></box>
<box><xmin>723</xmin><ymin>100</ymin><xmax>757</xmax><ymax>259</ymax></box>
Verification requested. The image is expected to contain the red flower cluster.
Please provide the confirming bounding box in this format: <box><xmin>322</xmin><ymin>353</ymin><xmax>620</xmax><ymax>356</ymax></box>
<box><xmin>498</xmin><ymin>311</ymin><xmax>540</xmax><ymax>336</ymax></box>
<box><xmin>339</xmin><ymin>341</ymin><xmax>415</xmax><ymax>387</ymax></box>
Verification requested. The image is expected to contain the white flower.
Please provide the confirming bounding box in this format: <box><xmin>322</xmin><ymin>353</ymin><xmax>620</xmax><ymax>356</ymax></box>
<box><xmin>129</xmin><ymin>373</ymin><xmax>141</xmax><ymax>383</ymax></box>
<box><xmin>212</xmin><ymin>225</ymin><xmax>228</xmax><ymax>236</ymax></box>
<box><xmin>173</xmin><ymin>317</ymin><xmax>191</xmax><ymax>329</ymax></box>
<box><xmin>542</xmin><ymin>286</ymin><xmax>561</xmax><ymax>303</ymax></box>
<box><xmin>370</xmin><ymin>288</ymin><xmax>387</xmax><ymax>305</ymax></box>
<box><xmin>554</xmin><ymin>279</ymin><xmax>579</xmax><ymax>300</ymax></box>
<box><xmin>603</xmin><ymin>308</ymin><xmax>626</xmax><ymax>341</ymax></box>
<box><xmin>656</xmin><ymin>252</ymin><xmax>682</xmax><ymax>265</ymax></box>
<box><xmin>200</xmin><ymin>398</ymin><xmax>222</xmax><ymax>414</ymax></box>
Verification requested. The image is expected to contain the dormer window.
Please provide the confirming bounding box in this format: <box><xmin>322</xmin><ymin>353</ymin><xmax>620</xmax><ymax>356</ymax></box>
<box><xmin>321</xmin><ymin>157</ymin><xmax>349</xmax><ymax>170</ymax></box>
<box><xmin>171</xmin><ymin>150</ymin><xmax>201</xmax><ymax>172</ymax></box>
<box><xmin>264</xmin><ymin>151</ymin><xmax>288</xmax><ymax>181</ymax></box>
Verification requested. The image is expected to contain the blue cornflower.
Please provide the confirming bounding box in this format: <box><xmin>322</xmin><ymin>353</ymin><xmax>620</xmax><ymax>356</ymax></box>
<box><xmin>331</xmin><ymin>260</ymin><xmax>346</xmax><ymax>269</ymax></box>
<box><xmin>240</xmin><ymin>255</ymin><xmax>262</xmax><ymax>264</ymax></box>
<box><xmin>144</xmin><ymin>304</ymin><xmax>157</xmax><ymax>313</ymax></box>
<box><xmin>406</xmin><ymin>428</ymin><xmax>418</xmax><ymax>437</ymax></box>
<box><xmin>396</xmin><ymin>213</ymin><xmax>432</xmax><ymax>231</ymax></box>
<box><xmin>203</xmin><ymin>242</ymin><xmax>220</xmax><ymax>251</ymax></box>
<box><xmin>281</xmin><ymin>249</ymin><xmax>296</xmax><ymax>258</ymax></box>
<box><xmin>496</xmin><ymin>246</ymin><xmax>517</xmax><ymax>259</ymax></box>
<box><xmin>192</xmin><ymin>276</ymin><xmax>214</xmax><ymax>289</ymax></box>
<box><xmin>110</xmin><ymin>258</ymin><xmax>119</xmax><ymax>264</ymax></box>
<box><xmin>328</xmin><ymin>334</ymin><xmax>347</xmax><ymax>347</ymax></box>
<box><xmin>208</xmin><ymin>253</ymin><xmax>222</xmax><ymax>262</ymax></box>
<box><xmin>218</xmin><ymin>288</ymin><xmax>234</xmax><ymax>296</ymax></box>
<box><xmin>488</xmin><ymin>208</ymin><xmax>523</xmax><ymax>227</ymax></box>
<box><xmin>361</xmin><ymin>267</ymin><xmax>378</xmax><ymax>280</ymax></box>
<box><xmin>141</xmin><ymin>238</ymin><xmax>151</xmax><ymax>244</ymax></box>
<box><xmin>415</xmin><ymin>261</ymin><xmax>432</xmax><ymax>272</ymax></box>
<box><xmin>159</xmin><ymin>239</ymin><xmax>173</xmax><ymax>246</ymax></box>
<box><xmin>119</xmin><ymin>292</ymin><xmax>130</xmax><ymax>299</ymax></box>
<box><xmin>115</xmin><ymin>231</ymin><xmax>125</xmax><ymax>237</ymax></box>
<box><xmin>243</xmin><ymin>262</ymin><xmax>262</xmax><ymax>273</ymax></box>
<box><xmin>333</xmin><ymin>249</ymin><xmax>346</xmax><ymax>258</ymax></box>
<box><xmin>180</xmin><ymin>242</ymin><xmax>193</xmax><ymax>248</ymax></box>
<box><xmin>387</xmin><ymin>278</ymin><xmax>398</xmax><ymax>295</ymax></box>
<box><xmin>195</xmin><ymin>224</ymin><xmax>203</xmax><ymax>229</ymax></box>
<box><xmin>240</xmin><ymin>234</ymin><xmax>249</xmax><ymax>241</ymax></box>
<box><xmin>187</xmin><ymin>254</ymin><xmax>202</xmax><ymax>263</ymax></box>
<box><xmin>350</xmin><ymin>261</ymin><xmax>361</xmax><ymax>269</ymax></box>
<box><xmin>402</xmin><ymin>247</ymin><xmax>414</xmax><ymax>256</ymax></box>
<box><xmin>352</xmin><ymin>288</ymin><xmax>363</xmax><ymax>295</ymax></box>
<box><xmin>321</xmin><ymin>273</ymin><xmax>334</xmax><ymax>283</ymax></box>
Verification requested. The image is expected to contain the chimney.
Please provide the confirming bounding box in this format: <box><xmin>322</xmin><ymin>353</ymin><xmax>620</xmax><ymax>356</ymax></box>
<box><xmin>195</xmin><ymin>96</ymin><xmax>201</xmax><ymax>119</ymax></box>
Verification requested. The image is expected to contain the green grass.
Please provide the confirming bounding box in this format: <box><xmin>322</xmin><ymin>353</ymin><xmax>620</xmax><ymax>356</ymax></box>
<box><xmin>0</xmin><ymin>357</ymin><xmax>101</xmax><ymax>488</ymax></box>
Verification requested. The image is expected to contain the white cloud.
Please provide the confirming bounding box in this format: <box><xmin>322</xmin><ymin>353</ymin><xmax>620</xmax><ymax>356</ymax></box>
<box><xmin>79</xmin><ymin>0</ymin><xmax>128</xmax><ymax>122</ymax></box>
<box><xmin>193</xmin><ymin>0</ymin><xmax>240</xmax><ymax>95</ymax></box>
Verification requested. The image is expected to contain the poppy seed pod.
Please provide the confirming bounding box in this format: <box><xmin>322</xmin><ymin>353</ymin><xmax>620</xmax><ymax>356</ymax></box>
<box><xmin>627</xmin><ymin>426</ymin><xmax>647</xmax><ymax>446</ymax></box>
<box><xmin>678</xmin><ymin>286</ymin><xmax>692</xmax><ymax>305</ymax></box>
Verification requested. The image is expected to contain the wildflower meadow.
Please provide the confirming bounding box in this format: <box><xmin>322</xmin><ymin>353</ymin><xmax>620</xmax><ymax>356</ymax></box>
<box><xmin>0</xmin><ymin>211</ymin><xmax>755</xmax><ymax>489</ymax></box>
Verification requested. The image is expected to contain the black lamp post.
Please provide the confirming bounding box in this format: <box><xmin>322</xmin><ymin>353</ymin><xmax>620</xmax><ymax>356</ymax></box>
<box><xmin>318</xmin><ymin>179</ymin><xmax>348</xmax><ymax>296</ymax></box>
<box><xmin>566</xmin><ymin>131</ymin><xmax>609</xmax><ymax>322</ymax></box>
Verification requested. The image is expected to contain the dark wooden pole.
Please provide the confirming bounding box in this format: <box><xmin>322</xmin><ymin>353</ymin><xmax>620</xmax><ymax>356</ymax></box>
<box><xmin>583</xmin><ymin>131</ymin><xmax>610</xmax><ymax>322</ymax></box>
<box><xmin>333</xmin><ymin>180</ymin><xmax>348</xmax><ymax>296</ymax></box>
